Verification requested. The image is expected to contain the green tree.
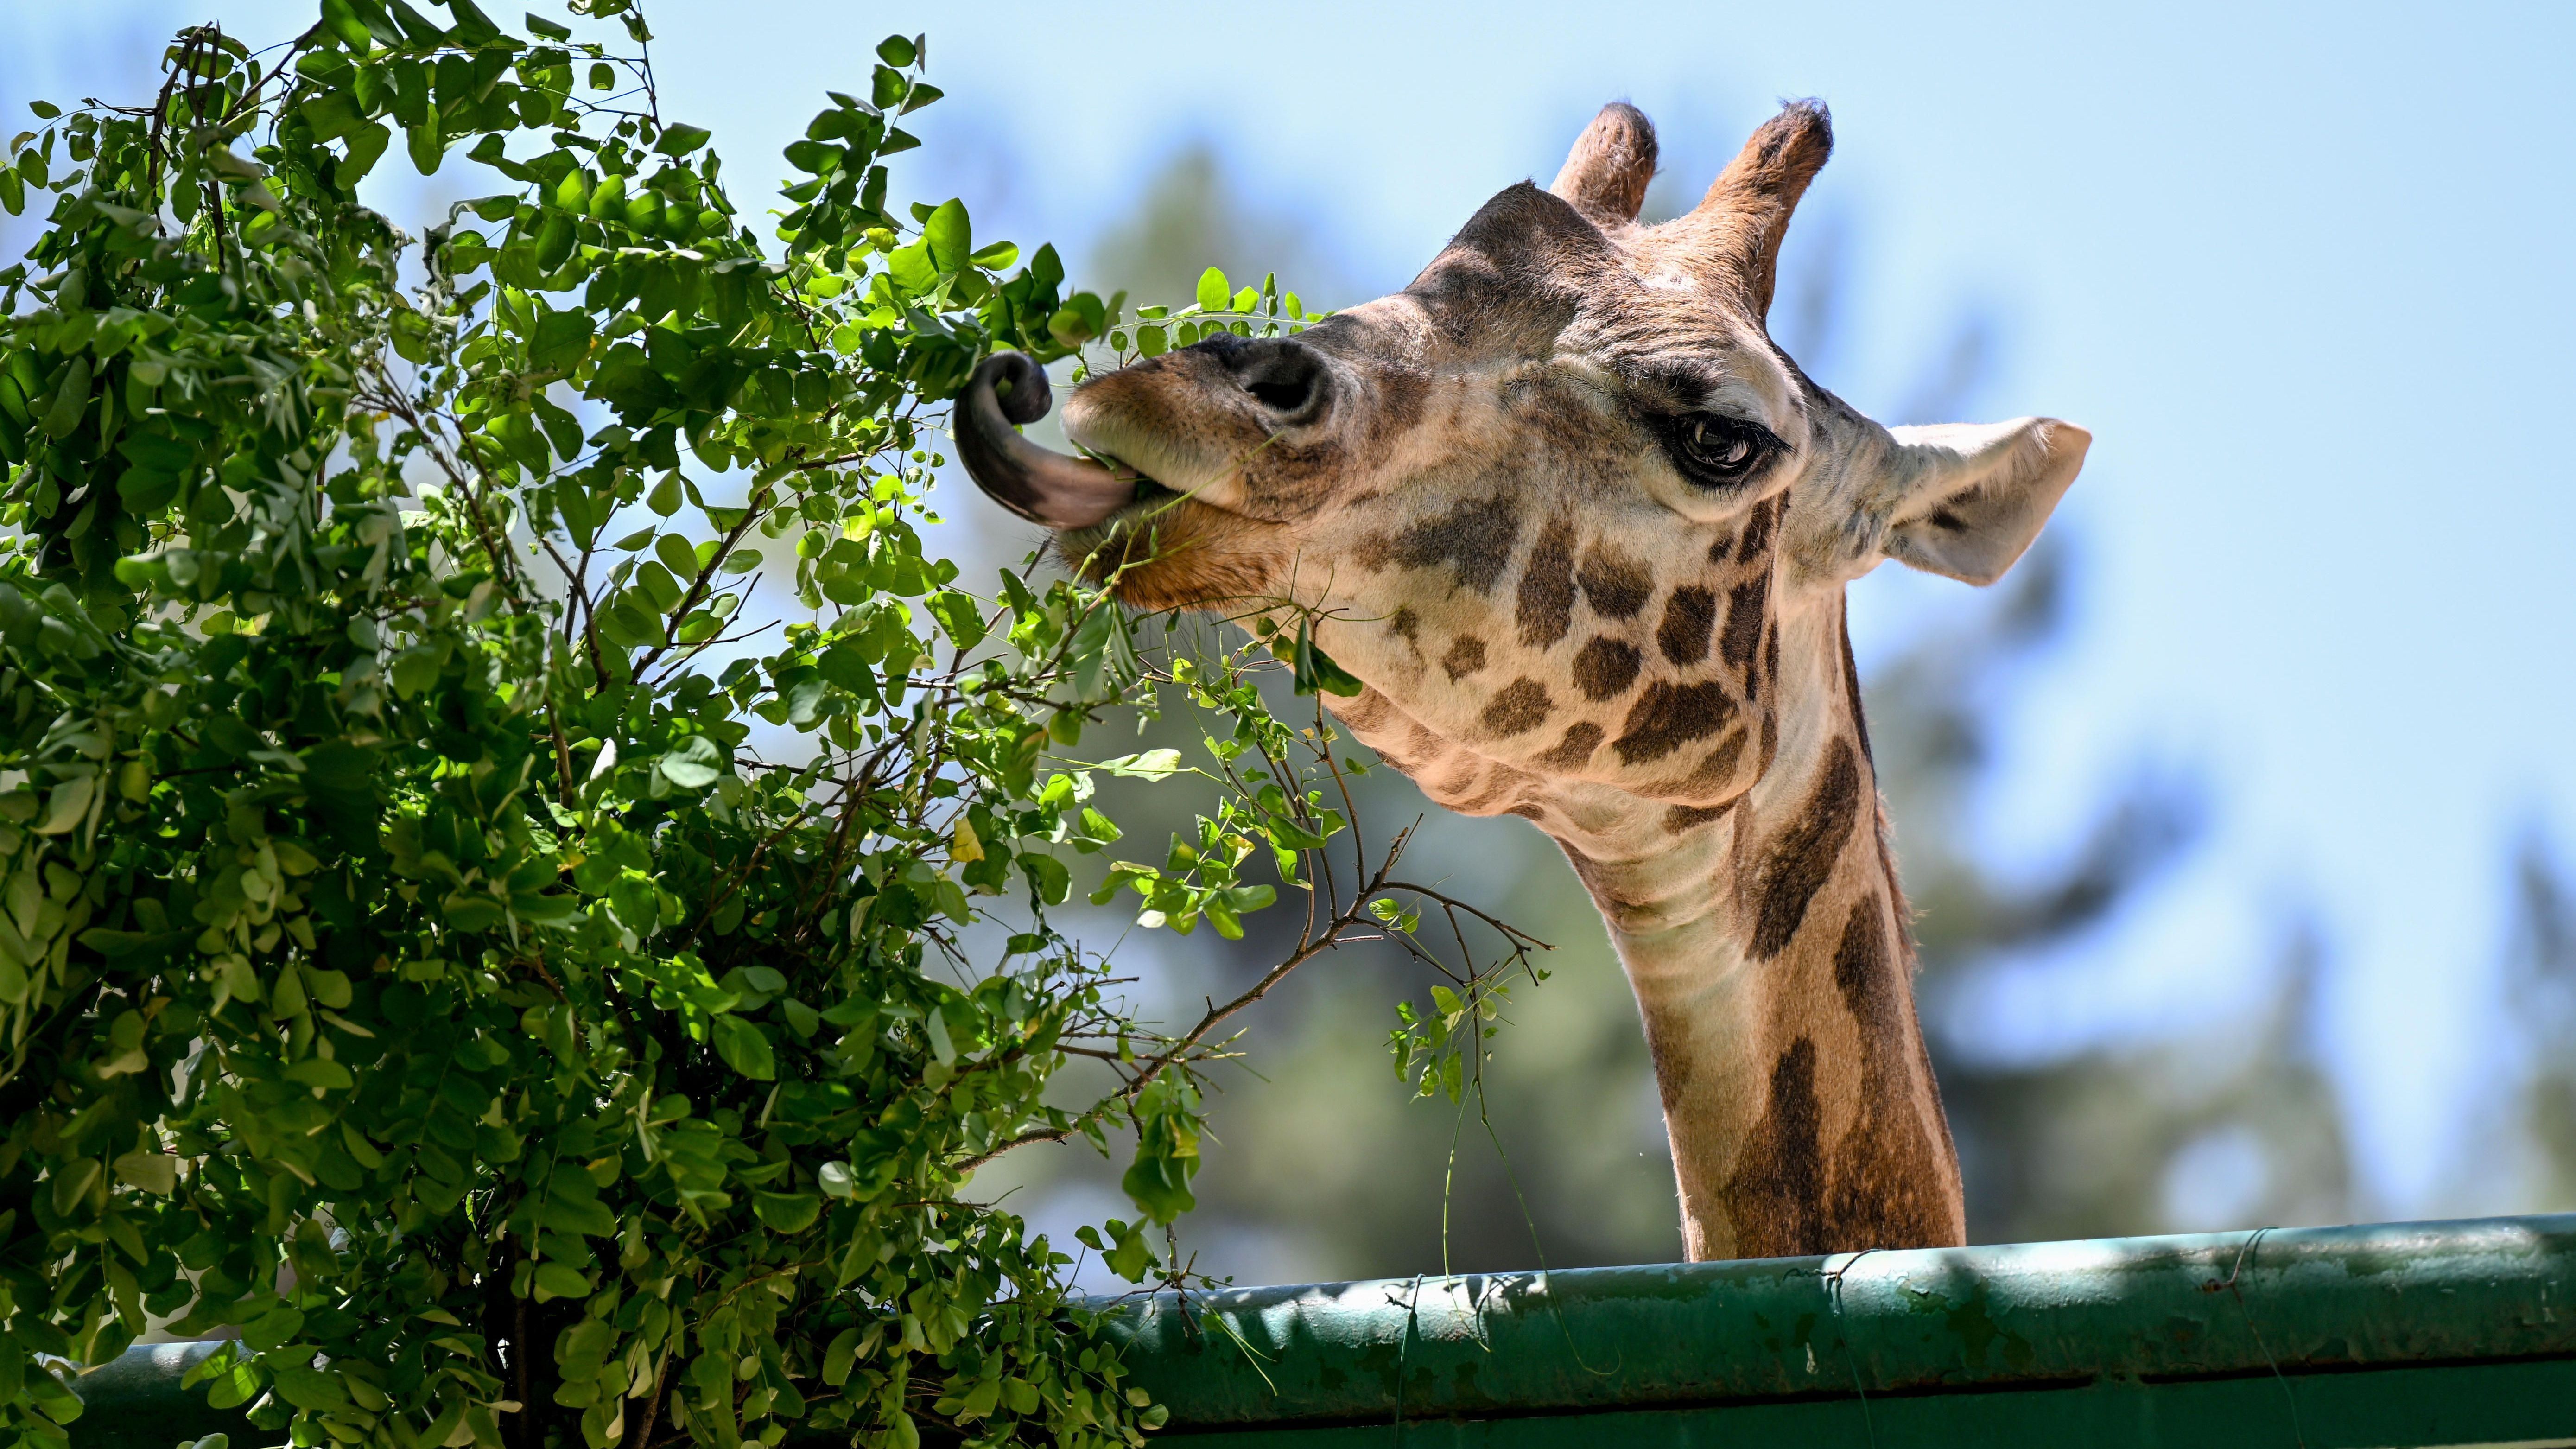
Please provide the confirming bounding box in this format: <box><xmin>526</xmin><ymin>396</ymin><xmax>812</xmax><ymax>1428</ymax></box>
<box><xmin>0</xmin><ymin>7</ymin><xmax>1469</xmax><ymax>1449</ymax></box>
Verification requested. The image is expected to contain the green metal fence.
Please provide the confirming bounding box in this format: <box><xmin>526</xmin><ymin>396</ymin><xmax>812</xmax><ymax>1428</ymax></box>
<box><xmin>1096</xmin><ymin>1216</ymin><xmax>2576</xmax><ymax>1447</ymax></box>
<box><xmin>68</xmin><ymin>1216</ymin><xmax>2576</xmax><ymax>1449</ymax></box>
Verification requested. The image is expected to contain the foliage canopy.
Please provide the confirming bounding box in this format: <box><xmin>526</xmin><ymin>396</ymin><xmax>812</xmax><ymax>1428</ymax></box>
<box><xmin>0</xmin><ymin>5</ymin><xmax>1552</xmax><ymax>1449</ymax></box>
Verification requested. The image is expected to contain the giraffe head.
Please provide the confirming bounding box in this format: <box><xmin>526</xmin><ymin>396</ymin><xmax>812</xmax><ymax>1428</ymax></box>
<box><xmin>963</xmin><ymin>101</ymin><xmax>2088</xmax><ymax>830</ymax></box>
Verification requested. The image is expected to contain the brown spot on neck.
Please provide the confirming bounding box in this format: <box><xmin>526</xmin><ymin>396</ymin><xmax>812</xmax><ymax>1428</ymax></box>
<box><xmin>1480</xmin><ymin>678</ymin><xmax>1553</xmax><ymax>737</ymax></box>
<box><xmin>1572</xmin><ymin>636</ymin><xmax>1643</xmax><ymax>700</ymax></box>
<box><xmin>1612</xmin><ymin>680</ymin><xmax>1737</xmax><ymax>765</ymax></box>
<box><xmin>1837</xmin><ymin>598</ymin><xmax>1873</xmax><ymax>765</ymax></box>
<box><xmin>1534</xmin><ymin>720</ymin><xmax>1603</xmax><ymax>768</ymax></box>
<box><xmin>1823</xmin><ymin>898</ymin><xmax>1959</xmax><ymax>1249</ymax></box>
<box><xmin>1719</xmin><ymin>1036</ymin><xmax>1823</xmax><ymax>1258</ymax></box>
<box><xmin>1745</xmin><ymin>737</ymin><xmax>1862</xmax><ymax>958</ymax></box>
<box><xmin>1440</xmin><ymin>634</ymin><xmax>1488</xmax><ymax>680</ymax></box>
<box><xmin>1663</xmin><ymin>799</ymin><xmax>1738</xmax><ymax>832</ymax></box>
<box><xmin>1641</xmin><ymin>726</ymin><xmax>1749</xmax><ymax>802</ymax></box>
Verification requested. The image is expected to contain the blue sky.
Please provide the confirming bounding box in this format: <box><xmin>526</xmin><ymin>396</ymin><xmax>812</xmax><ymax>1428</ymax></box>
<box><xmin>13</xmin><ymin>0</ymin><xmax>2576</xmax><ymax>1211</ymax></box>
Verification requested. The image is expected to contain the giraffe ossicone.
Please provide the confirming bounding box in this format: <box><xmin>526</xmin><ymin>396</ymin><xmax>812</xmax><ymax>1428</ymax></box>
<box><xmin>962</xmin><ymin>100</ymin><xmax>2089</xmax><ymax>1261</ymax></box>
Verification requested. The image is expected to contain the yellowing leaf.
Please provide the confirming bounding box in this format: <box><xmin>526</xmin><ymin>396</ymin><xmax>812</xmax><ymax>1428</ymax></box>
<box><xmin>32</xmin><ymin>775</ymin><xmax>92</xmax><ymax>835</ymax></box>
<box><xmin>112</xmin><ymin>1150</ymin><xmax>176</xmax><ymax>1194</ymax></box>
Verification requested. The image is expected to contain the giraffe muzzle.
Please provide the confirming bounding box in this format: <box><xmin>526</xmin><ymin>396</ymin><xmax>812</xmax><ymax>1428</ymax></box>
<box><xmin>957</xmin><ymin>351</ymin><xmax>1145</xmax><ymax>530</ymax></box>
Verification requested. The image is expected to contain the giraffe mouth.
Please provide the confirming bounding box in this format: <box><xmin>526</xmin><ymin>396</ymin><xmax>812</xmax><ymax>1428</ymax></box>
<box><xmin>955</xmin><ymin>351</ymin><xmax>1145</xmax><ymax>530</ymax></box>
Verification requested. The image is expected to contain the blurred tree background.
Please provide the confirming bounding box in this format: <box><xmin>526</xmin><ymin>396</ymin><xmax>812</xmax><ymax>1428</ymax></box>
<box><xmin>965</xmin><ymin>140</ymin><xmax>2574</xmax><ymax>1286</ymax></box>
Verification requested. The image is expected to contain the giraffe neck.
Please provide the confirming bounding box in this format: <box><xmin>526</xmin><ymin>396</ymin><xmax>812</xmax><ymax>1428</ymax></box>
<box><xmin>1551</xmin><ymin>594</ymin><xmax>1963</xmax><ymax>1260</ymax></box>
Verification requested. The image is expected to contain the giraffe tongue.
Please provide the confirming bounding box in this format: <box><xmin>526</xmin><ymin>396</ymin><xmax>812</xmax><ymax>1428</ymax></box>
<box><xmin>957</xmin><ymin>351</ymin><xmax>1141</xmax><ymax>530</ymax></box>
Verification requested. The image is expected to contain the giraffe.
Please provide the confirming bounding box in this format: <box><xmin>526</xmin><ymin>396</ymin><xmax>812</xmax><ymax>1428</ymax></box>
<box><xmin>958</xmin><ymin>100</ymin><xmax>2089</xmax><ymax>1260</ymax></box>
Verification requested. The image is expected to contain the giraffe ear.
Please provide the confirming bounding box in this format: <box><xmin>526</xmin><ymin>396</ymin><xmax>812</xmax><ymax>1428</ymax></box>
<box><xmin>1879</xmin><ymin>418</ymin><xmax>2091</xmax><ymax>585</ymax></box>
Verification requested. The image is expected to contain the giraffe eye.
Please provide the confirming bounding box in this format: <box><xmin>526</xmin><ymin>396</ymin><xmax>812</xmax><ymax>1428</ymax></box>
<box><xmin>1655</xmin><ymin>412</ymin><xmax>1781</xmax><ymax>489</ymax></box>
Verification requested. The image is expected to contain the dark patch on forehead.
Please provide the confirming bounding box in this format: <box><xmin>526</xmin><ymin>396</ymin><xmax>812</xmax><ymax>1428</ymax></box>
<box><xmin>1370</xmin><ymin>365</ymin><xmax>1431</xmax><ymax>439</ymax></box>
<box><xmin>1612</xmin><ymin>680</ymin><xmax>1738</xmax><ymax>766</ymax></box>
<box><xmin>1657</xmin><ymin>585</ymin><xmax>1717</xmax><ymax>666</ymax></box>
<box><xmin>1721</xmin><ymin>1036</ymin><xmax>1823</xmax><ymax>1259</ymax></box>
<box><xmin>1388</xmin><ymin>606</ymin><xmax>1420</xmax><ymax>643</ymax></box>
<box><xmin>1719</xmin><ymin>577</ymin><xmax>1769</xmax><ymax>668</ymax></box>
<box><xmin>1764</xmin><ymin>623</ymin><xmax>1781</xmax><ymax>700</ymax></box>
<box><xmin>1737</xmin><ymin>495</ymin><xmax>1779</xmax><ymax>562</ymax></box>
<box><xmin>1533</xmin><ymin>721</ymin><xmax>1603</xmax><ymax>769</ymax></box>
<box><xmin>1516</xmin><ymin>519</ymin><xmax>1579</xmax><ymax>648</ymax></box>
<box><xmin>1705</xmin><ymin>531</ymin><xmax>1737</xmax><ymax>565</ymax></box>
<box><xmin>1387</xmin><ymin>494</ymin><xmax>1523</xmax><ymax>595</ymax></box>
<box><xmin>1572</xmin><ymin>636</ymin><xmax>1643</xmax><ymax>701</ymax></box>
<box><xmin>1663</xmin><ymin>799</ymin><xmax>1738</xmax><ymax>833</ymax></box>
<box><xmin>1406</xmin><ymin>182</ymin><xmax>1602</xmax><ymax>351</ymax></box>
<box><xmin>1480</xmin><ymin>678</ymin><xmax>1553</xmax><ymax>737</ymax></box>
<box><xmin>1747</xmin><ymin>737</ymin><xmax>1862</xmax><ymax>959</ymax></box>
<box><xmin>1440</xmin><ymin>635</ymin><xmax>1488</xmax><ymax>681</ymax></box>
<box><xmin>1577</xmin><ymin>543</ymin><xmax>1653</xmax><ymax>620</ymax></box>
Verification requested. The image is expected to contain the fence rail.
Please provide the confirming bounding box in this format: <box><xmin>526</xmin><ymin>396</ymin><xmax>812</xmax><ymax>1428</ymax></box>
<box><xmin>66</xmin><ymin>1216</ymin><xmax>2576</xmax><ymax>1449</ymax></box>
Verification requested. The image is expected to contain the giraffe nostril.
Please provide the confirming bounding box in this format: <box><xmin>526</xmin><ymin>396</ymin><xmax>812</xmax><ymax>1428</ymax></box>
<box><xmin>1247</xmin><ymin>376</ymin><xmax>1312</xmax><ymax>411</ymax></box>
<box><xmin>1228</xmin><ymin>338</ymin><xmax>1330</xmax><ymax>422</ymax></box>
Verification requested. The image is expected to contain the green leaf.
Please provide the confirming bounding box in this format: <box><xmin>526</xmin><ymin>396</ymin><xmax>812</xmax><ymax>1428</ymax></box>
<box><xmin>301</xmin><ymin>90</ymin><xmax>366</xmax><ymax>142</ymax></box>
<box><xmin>1098</xmin><ymin>1218</ymin><xmax>1159</xmax><ymax>1283</ymax></box>
<box><xmin>529</xmin><ymin>307</ymin><xmax>594</xmax><ymax>373</ymax></box>
<box><xmin>710</xmin><ymin>1014</ymin><xmax>775</xmax><ymax>1080</ymax></box>
<box><xmin>1293</xmin><ymin>622</ymin><xmax>1366</xmax><ymax>697</ymax></box>
<box><xmin>876</xmin><ymin>34</ymin><xmax>916</xmax><ymax>66</ymax></box>
<box><xmin>822</xmin><ymin>1326</ymin><xmax>863</xmax><ymax>1386</ymax></box>
<box><xmin>406</xmin><ymin>108</ymin><xmax>443</xmax><ymax>175</ymax></box>
<box><xmin>658</xmin><ymin>735</ymin><xmax>722</xmax><ymax>789</ymax></box>
<box><xmin>40</xmin><ymin>355</ymin><xmax>90</xmax><ymax>439</ymax></box>
<box><xmin>338</xmin><ymin>121</ymin><xmax>391</xmax><ymax>185</ymax></box>
<box><xmin>242</xmin><ymin>1304</ymin><xmax>305</xmax><ymax>1353</ymax></box>
<box><xmin>656</xmin><ymin>123</ymin><xmax>710</xmax><ymax>157</ymax></box>
<box><xmin>922</xmin><ymin>198</ymin><xmax>970</xmax><ymax>273</ymax></box>
<box><xmin>1100</xmin><ymin>749</ymin><xmax>1181</xmax><ymax>780</ymax></box>
<box><xmin>532</xmin><ymin>1262</ymin><xmax>591</xmax><ymax>1301</ymax></box>
<box><xmin>753</xmin><ymin>1190</ymin><xmax>821</xmax><ymax>1232</ymax></box>
<box><xmin>646</xmin><ymin>473</ymin><xmax>683</xmax><ymax>516</ymax></box>
<box><xmin>538</xmin><ymin>1194</ymin><xmax>618</xmax><ymax>1238</ymax></box>
<box><xmin>1195</xmin><ymin>267</ymin><xmax>1231</xmax><ymax>312</ymax></box>
<box><xmin>886</xmin><ymin>239</ymin><xmax>936</xmax><ymax>296</ymax></box>
<box><xmin>653</xmin><ymin>533</ymin><xmax>700</xmax><ymax>581</ymax></box>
